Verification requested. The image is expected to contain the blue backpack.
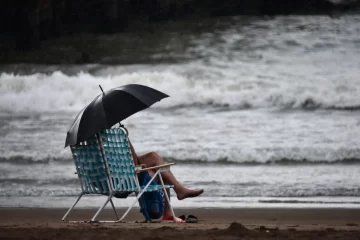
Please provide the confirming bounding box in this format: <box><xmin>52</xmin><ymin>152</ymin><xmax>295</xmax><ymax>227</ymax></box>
<box><xmin>138</xmin><ymin>171</ymin><xmax>165</xmax><ymax>221</ymax></box>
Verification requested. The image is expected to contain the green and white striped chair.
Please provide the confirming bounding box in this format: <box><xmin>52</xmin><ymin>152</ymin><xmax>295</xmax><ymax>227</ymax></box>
<box><xmin>62</xmin><ymin>127</ymin><xmax>176</xmax><ymax>223</ymax></box>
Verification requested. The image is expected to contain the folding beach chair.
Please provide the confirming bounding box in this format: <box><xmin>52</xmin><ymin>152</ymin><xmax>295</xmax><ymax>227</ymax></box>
<box><xmin>62</xmin><ymin>127</ymin><xmax>176</xmax><ymax>223</ymax></box>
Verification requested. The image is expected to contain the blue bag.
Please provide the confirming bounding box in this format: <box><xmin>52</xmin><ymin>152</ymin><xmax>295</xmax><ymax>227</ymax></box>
<box><xmin>138</xmin><ymin>171</ymin><xmax>165</xmax><ymax>221</ymax></box>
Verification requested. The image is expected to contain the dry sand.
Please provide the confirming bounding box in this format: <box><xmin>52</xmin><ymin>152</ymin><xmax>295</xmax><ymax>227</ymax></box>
<box><xmin>0</xmin><ymin>208</ymin><xmax>359</xmax><ymax>239</ymax></box>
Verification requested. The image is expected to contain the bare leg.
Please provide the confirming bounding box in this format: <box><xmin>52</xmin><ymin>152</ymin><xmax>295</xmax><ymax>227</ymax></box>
<box><xmin>163</xmin><ymin>188</ymin><xmax>173</xmax><ymax>220</ymax></box>
<box><xmin>138</xmin><ymin>152</ymin><xmax>203</xmax><ymax>221</ymax></box>
<box><xmin>138</xmin><ymin>152</ymin><xmax>204</xmax><ymax>200</ymax></box>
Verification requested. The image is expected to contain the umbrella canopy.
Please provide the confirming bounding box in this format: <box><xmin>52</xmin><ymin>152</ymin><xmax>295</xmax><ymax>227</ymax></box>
<box><xmin>65</xmin><ymin>84</ymin><xmax>169</xmax><ymax>147</ymax></box>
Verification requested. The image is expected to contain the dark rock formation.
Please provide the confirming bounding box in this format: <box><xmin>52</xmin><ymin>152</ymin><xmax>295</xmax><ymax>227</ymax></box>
<box><xmin>129</xmin><ymin>0</ymin><xmax>187</xmax><ymax>21</ymax></box>
<box><xmin>94</xmin><ymin>0</ymin><xmax>129</xmax><ymax>33</ymax></box>
<box><xmin>197</xmin><ymin>0</ymin><xmax>338</xmax><ymax>16</ymax></box>
<box><xmin>0</xmin><ymin>0</ymin><xmax>359</xmax><ymax>51</ymax></box>
<box><xmin>16</xmin><ymin>0</ymin><xmax>41</xmax><ymax>51</ymax></box>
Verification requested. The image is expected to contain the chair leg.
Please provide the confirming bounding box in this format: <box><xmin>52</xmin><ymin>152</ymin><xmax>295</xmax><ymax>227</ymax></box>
<box><xmin>117</xmin><ymin>188</ymin><xmax>150</xmax><ymax>222</ymax></box>
<box><xmin>109</xmin><ymin>198</ymin><xmax>119</xmax><ymax>220</ymax></box>
<box><xmin>62</xmin><ymin>192</ymin><xmax>84</xmax><ymax>221</ymax></box>
<box><xmin>158</xmin><ymin>173</ymin><xmax>176</xmax><ymax>222</ymax></box>
<box><xmin>91</xmin><ymin>193</ymin><xmax>114</xmax><ymax>222</ymax></box>
<box><xmin>117</xmin><ymin>172</ymin><xmax>160</xmax><ymax>222</ymax></box>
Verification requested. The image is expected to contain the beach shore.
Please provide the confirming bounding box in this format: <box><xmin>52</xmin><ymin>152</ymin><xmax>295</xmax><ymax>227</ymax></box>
<box><xmin>0</xmin><ymin>208</ymin><xmax>359</xmax><ymax>239</ymax></box>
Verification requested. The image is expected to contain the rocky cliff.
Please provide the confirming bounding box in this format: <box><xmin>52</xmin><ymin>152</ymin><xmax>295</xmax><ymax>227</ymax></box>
<box><xmin>0</xmin><ymin>0</ymin><xmax>359</xmax><ymax>51</ymax></box>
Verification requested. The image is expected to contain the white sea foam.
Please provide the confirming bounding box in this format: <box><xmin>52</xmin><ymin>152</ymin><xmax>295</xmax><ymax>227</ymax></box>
<box><xmin>0</xmin><ymin>70</ymin><xmax>186</xmax><ymax>112</ymax></box>
<box><xmin>1</xmin><ymin>63</ymin><xmax>360</xmax><ymax>113</ymax></box>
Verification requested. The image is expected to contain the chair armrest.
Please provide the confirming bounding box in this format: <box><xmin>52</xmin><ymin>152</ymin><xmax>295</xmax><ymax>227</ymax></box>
<box><xmin>136</xmin><ymin>163</ymin><xmax>176</xmax><ymax>173</ymax></box>
<box><xmin>134</xmin><ymin>164</ymin><xmax>146</xmax><ymax>172</ymax></box>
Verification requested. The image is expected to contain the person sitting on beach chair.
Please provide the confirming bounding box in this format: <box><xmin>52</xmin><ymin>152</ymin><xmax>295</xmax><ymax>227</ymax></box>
<box><xmin>124</xmin><ymin>127</ymin><xmax>204</xmax><ymax>222</ymax></box>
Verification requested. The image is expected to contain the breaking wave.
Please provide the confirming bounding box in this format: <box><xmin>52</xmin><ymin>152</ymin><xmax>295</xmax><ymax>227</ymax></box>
<box><xmin>259</xmin><ymin>200</ymin><xmax>360</xmax><ymax>204</ymax></box>
<box><xmin>1</xmin><ymin>155</ymin><xmax>360</xmax><ymax>165</ymax></box>
<box><xmin>0</xmin><ymin>178</ymin><xmax>79</xmax><ymax>186</ymax></box>
<box><xmin>0</xmin><ymin>156</ymin><xmax>73</xmax><ymax>165</ymax></box>
<box><xmin>1</xmin><ymin>69</ymin><xmax>360</xmax><ymax>113</ymax></box>
<box><xmin>157</xmin><ymin>99</ymin><xmax>360</xmax><ymax>112</ymax></box>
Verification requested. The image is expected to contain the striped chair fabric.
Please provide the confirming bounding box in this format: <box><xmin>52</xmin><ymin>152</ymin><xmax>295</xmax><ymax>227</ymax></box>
<box><xmin>100</xmin><ymin>128</ymin><xmax>173</xmax><ymax>192</ymax></box>
<box><xmin>70</xmin><ymin>136</ymin><xmax>109</xmax><ymax>194</ymax></box>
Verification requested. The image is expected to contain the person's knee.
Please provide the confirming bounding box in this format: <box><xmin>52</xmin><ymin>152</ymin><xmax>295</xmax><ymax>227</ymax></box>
<box><xmin>140</xmin><ymin>152</ymin><xmax>164</xmax><ymax>165</ymax></box>
<box><xmin>148</xmin><ymin>151</ymin><xmax>161</xmax><ymax>160</ymax></box>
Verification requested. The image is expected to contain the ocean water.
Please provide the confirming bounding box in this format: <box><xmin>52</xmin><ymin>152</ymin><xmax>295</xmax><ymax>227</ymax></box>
<box><xmin>1</xmin><ymin>15</ymin><xmax>360</xmax><ymax>208</ymax></box>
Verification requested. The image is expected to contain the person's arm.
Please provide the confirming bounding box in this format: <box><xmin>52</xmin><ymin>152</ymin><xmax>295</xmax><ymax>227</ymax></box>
<box><xmin>124</xmin><ymin>127</ymin><xmax>140</xmax><ymax>166</ymax></box>
<box><xmin>129</xmin><ymin>140</ymin><xmax>140</xmax><ymax>166</ymax></box>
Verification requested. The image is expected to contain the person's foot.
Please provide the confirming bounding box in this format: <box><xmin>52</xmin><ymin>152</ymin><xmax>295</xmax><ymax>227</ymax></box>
<box><xmin>177</xmin><ymin>188</ymin><xmax>204</xmax><ymax>200</ymax></box>
<box><xmin>163</xmin><ymin>215</ymin><xmax>185</xmax><ymax>223</ymax></box>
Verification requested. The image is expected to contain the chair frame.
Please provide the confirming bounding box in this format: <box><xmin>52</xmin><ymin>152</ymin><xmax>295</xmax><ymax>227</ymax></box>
<box><xmin>62</xmin><ymin>128</ymin><xmax>176</xmax><ymax>223</ymax></box>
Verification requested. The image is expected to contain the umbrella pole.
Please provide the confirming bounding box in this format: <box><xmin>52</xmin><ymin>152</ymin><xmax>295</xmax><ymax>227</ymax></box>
<box><xmin>96</xmin><ymin>133</ymin><xmax>105</xmax><ymax>161</ymax></box>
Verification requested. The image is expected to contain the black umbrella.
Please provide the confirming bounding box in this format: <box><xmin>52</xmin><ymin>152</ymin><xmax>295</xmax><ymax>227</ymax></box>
<box><xmin>65</xmin><ymin>84</ymin><xmax>169</xmax><ymax>147</ymax></box>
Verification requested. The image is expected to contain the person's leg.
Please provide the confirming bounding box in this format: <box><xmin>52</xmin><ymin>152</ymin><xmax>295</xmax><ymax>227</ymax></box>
<box><xmin>138</xmin><ymin>152</ymin><xmax>203</xmax><ymax>222</ymax></box>
<box><xmin>138</xmin><ymin>152</ymin><xmax>204</xmax><ymax>200</ymax></box>
<box><xmin>162</xmin><ymin>188</ymin><xmax>174</xmax><ymax>220</ymax></box>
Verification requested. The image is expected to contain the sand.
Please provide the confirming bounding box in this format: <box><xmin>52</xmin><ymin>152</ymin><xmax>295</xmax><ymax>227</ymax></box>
<box><xmin>0</xmin><ymin>208</ymin><xmax>359</xmax><ymax>239</ymax></box>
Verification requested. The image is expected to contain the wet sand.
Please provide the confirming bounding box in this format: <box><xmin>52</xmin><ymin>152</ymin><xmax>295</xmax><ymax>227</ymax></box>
<box><xmin>0</xmin><ymin>208</ymin><xmax>359</xmax><ymax>239</ymax></box>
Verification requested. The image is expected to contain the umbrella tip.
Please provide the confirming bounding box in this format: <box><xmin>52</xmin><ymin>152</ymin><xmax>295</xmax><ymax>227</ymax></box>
<box><xmin>99</xmin><ymin>85</ymin><xmax>104</xmax><ymax>94</ymax></box>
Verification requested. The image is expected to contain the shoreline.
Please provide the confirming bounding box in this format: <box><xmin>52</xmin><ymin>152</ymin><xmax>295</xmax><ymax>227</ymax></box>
<box><xmin>1</xmin><ymin>207</ymin><xmax>359</xmax><ymax>239</ymax></box>
<box><xmin>2</xmin><ymin>195</ymin><xmax>360</xmax><ymax>210</ymax></box>
<box><xmin>1</xmin><ymin>207</ymin><xmax>360</xmax><ymax>226</ymax></box>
